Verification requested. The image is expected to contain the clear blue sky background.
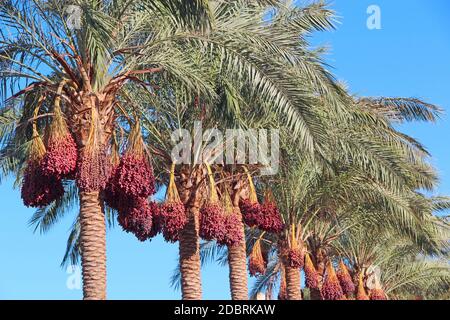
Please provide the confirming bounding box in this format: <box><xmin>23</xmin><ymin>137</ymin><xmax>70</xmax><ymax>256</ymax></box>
<box><xmin>0</xmin><ymin>0</ymin><xmax>449</xmax><ymax>299</ymax></box>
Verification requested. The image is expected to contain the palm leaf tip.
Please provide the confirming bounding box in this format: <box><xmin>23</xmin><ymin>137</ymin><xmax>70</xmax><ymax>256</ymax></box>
<box><xmin>358</xmin><ymin>97</ymin><xmax>443</xmax><ymax>123</ymax></box>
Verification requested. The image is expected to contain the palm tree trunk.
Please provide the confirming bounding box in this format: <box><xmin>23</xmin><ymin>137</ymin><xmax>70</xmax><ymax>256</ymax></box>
<box><xmin>310</xmin><ymin>252</ymin><xmax>325</xmax><ymax>300</ymax></box>
<box><xmin>178</xmin><ymin>167</ymin><xmax>202</xmax><ymax>300</ymax></box>
<box><xmin>179</xmin><ymin>200</ymin><xmax>202</xmax><ymax>300</ymax></box>
<box><xmin>227</xmin><ymin>195</ymin><xmax>249</xmax><ymax>300</ymax></box>
<box><xmin>285</xmin><ymin>266</ymin><xmax>302</xmax><ymax>300</ymax></box>
<box><xmin>79</xmin><ymin>191</ymin><xmax>107</xmax><ymax>300</ymax></box>
<box><xmin>310</xmin><ymin>288</ymin><xmax>322</xmax><ymax>300</ymax></box>
<box><xmin>227</xmin><ymin>221</ymin><xmax>248</xmax><ymax>299</ymax></box>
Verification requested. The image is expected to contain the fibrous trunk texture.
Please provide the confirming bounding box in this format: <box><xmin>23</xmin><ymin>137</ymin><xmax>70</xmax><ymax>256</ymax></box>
<box><xmin>179</xmin><ymin>202</ymin><xmax>202</xmax><ymax>300</ymax></box>
<box><xmin>310</xmin><ymin>288</ymin><xmax>322</xmax><ymax>300</ymax></box>
<box><xmin>179</xmin><ymin>169</ymin><xmax>202</xmax><ymax>300</ymax></box>
<box><xmin>79</xmin><ymin>191</ymin><xmax>107</xmax><ymax>300</ymax></box>
<box><xmin>227</xmin><ymin>206</ymin><xmax>248</xmax><ymax>300</ymax></box>
<box><xmin>310</xmin><ymin>251</ymin><xmax>326</xmax><ymax>300</ymax></box>
<box><xmin>285</xmin><ymin>266</ymin><xmax>302</xmax><ymax>300</ymax></box>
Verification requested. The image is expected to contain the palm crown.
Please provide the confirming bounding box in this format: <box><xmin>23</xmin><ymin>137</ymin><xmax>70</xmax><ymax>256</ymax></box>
<box><xmin>0</xmin><ymin>0</ymin><xmax>448</xmax><ymax>300</ymax></box>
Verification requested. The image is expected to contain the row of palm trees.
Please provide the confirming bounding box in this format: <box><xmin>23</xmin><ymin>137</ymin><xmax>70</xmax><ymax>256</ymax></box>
<box><xmin>0</xmin><ymin>0</ymin><xmax>448</xmax><ymax>300</ymax></box>
<box><xmin>171</xmin><ymin>95</ymin><xmax>449</xmax><ymax>300</ymax></box>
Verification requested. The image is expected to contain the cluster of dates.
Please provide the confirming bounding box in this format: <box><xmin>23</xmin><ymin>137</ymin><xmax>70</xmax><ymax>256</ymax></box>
<box><xmin>21</xmin><ymin>131</ymin><xmax>77</xmax><ymax>208</ymax></box>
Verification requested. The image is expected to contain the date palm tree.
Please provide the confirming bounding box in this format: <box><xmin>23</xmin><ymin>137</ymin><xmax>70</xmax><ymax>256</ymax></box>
<box><xmin>247</xmin><ymin>93</ymin><xmax>445</xmax><ymax>300</ymax></box>
<box><xmin>333</xmin><ymin>213</ymin><xmax>450</xmax><ymax>299</ymax></box>
<box><xmin>0</xmin><ymin>0</ymin><xmax>218</xmax><ymax>299</ymax></box>
<box><xmin>0</xmin><ymin>0</ymin><xmax>346</xmax><ymax>300</ymax></box>
<box><xmin>136</xmin><ymin>0</ymin><xmax>351</xmax><ymax>300</ymax></box>
<box><xmin>250</xmin><ymin>170</ymin><xmax>449</xmax><ymax>299</ymax></box>
<box><xmin>2</xmin><ymin>0</ymin><xmax>446</xmax><ymax>301</ymax></box>
<box><xmin>4</xmin><ymin>0</ymin><xmax>323</xmax><ymax>299</ymax></box>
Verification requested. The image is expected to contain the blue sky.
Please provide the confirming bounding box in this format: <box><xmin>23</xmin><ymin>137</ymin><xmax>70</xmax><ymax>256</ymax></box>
<box><xmin>0</xmin><ymin>0</ymin><xmax>449</xmax><ymax>299</ymax></box>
